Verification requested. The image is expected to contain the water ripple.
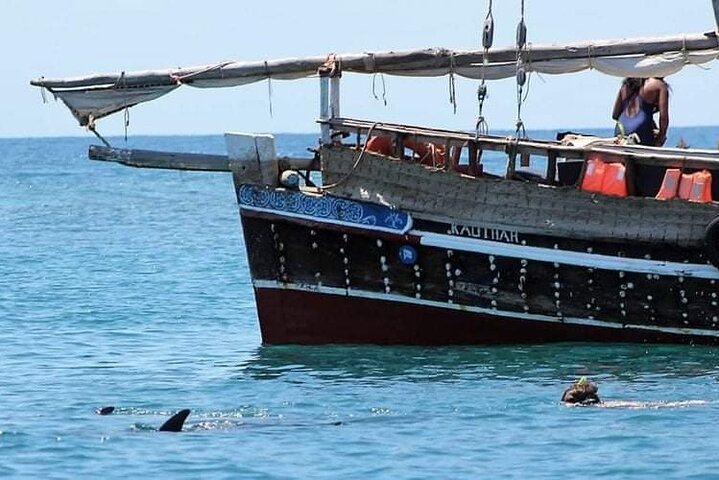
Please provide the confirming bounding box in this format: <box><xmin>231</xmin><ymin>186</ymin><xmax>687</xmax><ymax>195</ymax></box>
<box><xmin>4</xmin><ymin>134</ymin><xmax>719</xmax><ymax>479</ymax></box>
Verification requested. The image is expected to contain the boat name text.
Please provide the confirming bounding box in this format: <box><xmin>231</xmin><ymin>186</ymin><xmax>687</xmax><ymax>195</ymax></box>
<box><xmin>447</xmin><ymin>224</ymin><xmax>520</xmax><ymax>243</ymax></box>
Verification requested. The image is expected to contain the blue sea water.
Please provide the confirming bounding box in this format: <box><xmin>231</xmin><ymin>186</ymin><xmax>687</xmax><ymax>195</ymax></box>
<box><xmin>3</xmin><ymin>127</ymin><xmax>719</xmax><ymax>479</ymax></box>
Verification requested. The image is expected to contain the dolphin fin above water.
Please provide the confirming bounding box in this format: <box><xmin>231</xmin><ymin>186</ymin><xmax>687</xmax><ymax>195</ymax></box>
<box><xmin>158</xmin><ymin>409</ymin><xmax>191</xmax><ymax>432</ymax></box>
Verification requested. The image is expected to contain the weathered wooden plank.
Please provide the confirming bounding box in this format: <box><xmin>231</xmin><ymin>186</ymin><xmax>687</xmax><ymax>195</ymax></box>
<box><xmin>89</xmin><ymin>145</ymin><xmax>231</xmax><ymax>171</ymax></box>
<box><xmin>322</xmin><ymin>145</ymin><xmax>719</xmax><ymax>247</ymax></box>
<box><xmin>88</xmin><ymin>145</ymin><xmax>317</xmax><ymax>172</ymax></box>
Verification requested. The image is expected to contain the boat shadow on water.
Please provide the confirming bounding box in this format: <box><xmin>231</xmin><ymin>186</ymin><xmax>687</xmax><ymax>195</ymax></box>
<box><xmin>233</xmin><ymin>343</ymin><xmax>719</xmax><ymax>383</ymax></box>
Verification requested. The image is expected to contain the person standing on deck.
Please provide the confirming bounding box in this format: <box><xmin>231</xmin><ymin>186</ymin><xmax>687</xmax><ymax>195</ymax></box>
<box><xmin>612</xmin><ymin>77</ymin><xmax>669</xmax><ymax>146</ymax></box>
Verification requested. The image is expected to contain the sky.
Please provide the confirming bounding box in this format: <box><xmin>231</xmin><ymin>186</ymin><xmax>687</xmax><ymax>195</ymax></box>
<box><xmin>3</xmin><ymin>0</ymin><xmax>719</xmax><ymax>138</ymax></box>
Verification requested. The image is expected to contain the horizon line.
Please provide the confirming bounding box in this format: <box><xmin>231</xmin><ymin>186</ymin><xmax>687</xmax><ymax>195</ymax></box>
<box><xmin>2</xmin><ymin>124</ymin><xmax>719</xmax><ymax>141</ymax></box>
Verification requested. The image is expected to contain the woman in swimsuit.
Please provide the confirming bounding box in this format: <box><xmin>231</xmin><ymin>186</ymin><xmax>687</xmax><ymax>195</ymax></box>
<box><xmin>612</xmin><ymin>77</ymin><xmax>669</xmax><ymax>146</ymax></box>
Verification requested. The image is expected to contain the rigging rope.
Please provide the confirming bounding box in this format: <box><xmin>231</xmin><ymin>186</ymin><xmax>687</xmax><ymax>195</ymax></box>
<box><xmin>321</xmin><ymin>123</ymin><xmax>379</xmax><ymax>191</ymax></box>
<box><xmin>372</xmin><ymin>73</ymin><xmax>388</xmax><ymax>106</ymax></box>
<box><xmin>475</xmin><ymin>0</ymin><xmax>493</xmax><ymax>138</ymax></box>
<box><xmin>265</xmin><ymin>61</ymin><xmax>274</xmax><ymax>118</ymax></box>
<box><xmin>514</xmin><ymin>0</ymin><xmax>528</xmax><ymax>139</ymax></box>
<box><xmin>88</xmin><ymin>124</ymin><xmax>112</xmax><ymax>148</ymax></box>
<box><xmin>448</xmin><ymin>54</ymin><xmax>457</xmax><ymax>114</ymax></box>
<box><xmin>39</xmin><ymin>78</ymin><xmax>48</xmax><ymax>104</ymax></box>
<box><xmin>123</xmin><ymin>107</ymin><xmax>130</xmax><ymax>142</ymax></box>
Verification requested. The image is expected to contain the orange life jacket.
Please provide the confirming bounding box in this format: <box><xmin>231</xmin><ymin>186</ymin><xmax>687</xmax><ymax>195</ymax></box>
<box><xmin>405</xmin><ymin>139</ymin><xmax>446</xmax><ymax>167</ymax></box>
<box><xmin>580</xmin><ymin>158</ymin><xmax>605</xmax><ymax>193</ymax></box>
<box><xmin>655</xmin><ymin>168</ymin><xmax>681</xmax><ymax>200</ymax></box>
<box><xmin>365</xmin><ymin>136</ymin><xmax>394</xmax><ymax>156</ymax></box>
<box><xmin>602</xmin><ymin>162</ymin><xmax>628</xmax><ymax>197</ymax></box>
<box><xmin>678</xmin><ymin>170</ymin><xmax>713</xmax><ymax>203</ymax></box>
<box><xmin>580</xmin><ymin>154</ymin><xmax>627</xmax><ymax>197</ymax></box>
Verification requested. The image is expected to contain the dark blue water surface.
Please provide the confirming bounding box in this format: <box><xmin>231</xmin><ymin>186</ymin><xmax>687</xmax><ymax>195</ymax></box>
<box><xmin>3</xmin><ymin>128</ymin><xmax>719</xmax><ymax>479</ymax></box>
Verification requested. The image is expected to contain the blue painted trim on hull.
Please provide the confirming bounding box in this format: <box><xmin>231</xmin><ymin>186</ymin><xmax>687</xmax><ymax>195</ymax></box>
<box><xmin>237</xmin><ymin>184</ymin><xmax>413</xmax><ymax>234</ymax></box>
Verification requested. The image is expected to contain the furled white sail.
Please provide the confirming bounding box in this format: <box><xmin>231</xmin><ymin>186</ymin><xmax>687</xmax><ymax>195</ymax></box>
<box><xmin>53</xmin><ymin>85</ymin><xmax>179</xmax><ymax>126</ymax></box>
<box><xmin>31</xmin><ymin>32</ymin><xmax>719</xmax><ymax>125</ymax></box>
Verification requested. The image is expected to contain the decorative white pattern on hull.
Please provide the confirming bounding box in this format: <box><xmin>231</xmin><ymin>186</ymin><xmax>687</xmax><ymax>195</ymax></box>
<box><xmin>415</xmin><ymin>230</ymin><xmax>719</xmax><ymax>280</ymax></box>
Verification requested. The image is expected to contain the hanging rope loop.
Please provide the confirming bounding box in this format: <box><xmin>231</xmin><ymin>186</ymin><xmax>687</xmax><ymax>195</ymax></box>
<box><xmin>322</xmin><ymin>122</ymin><xmax>379</xmax><ymax>191</ymax></box>
<box><xmin>264</xmin><ymin>61</ymin><xmax>274</xmax><ymax>118</ymax></box>
<box><xmin>448</xmin><ymin>54</ymin><xmax>457</xmax><ymax>114</ymax></box>
<box><xmin>372</xmin><ymin>73</ymin><xmax>388</xmax><ymax>106</ymax></box>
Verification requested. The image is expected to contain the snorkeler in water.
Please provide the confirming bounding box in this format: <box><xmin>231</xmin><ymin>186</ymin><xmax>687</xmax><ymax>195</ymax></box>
<box><xmin>561</xmin><ymin>377</ymin><xmax>601</xmax><ymax>405</ymax></box>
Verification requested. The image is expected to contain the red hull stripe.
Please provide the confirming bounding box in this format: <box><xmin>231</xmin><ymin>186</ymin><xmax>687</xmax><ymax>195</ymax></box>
<box><xmin>253</xmin><ymin>281</ymin><xmax>719</xmax><ymax>343</ymax></box>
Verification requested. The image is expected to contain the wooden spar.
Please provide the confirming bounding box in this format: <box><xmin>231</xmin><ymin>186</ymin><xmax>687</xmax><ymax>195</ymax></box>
<box><xmin>31</xmin><ymin>32</ymin><xmax>719</xmax><ymax>89</ymax></box>
<box><xmin>88</xmin><ymin>145</ymin><xmax>317</xmax><ymax>172</ymax></box>
<box><xmin>88</xmin><ymin>145</ymin><xmax>231</xmax><ymax>171</ymax></box>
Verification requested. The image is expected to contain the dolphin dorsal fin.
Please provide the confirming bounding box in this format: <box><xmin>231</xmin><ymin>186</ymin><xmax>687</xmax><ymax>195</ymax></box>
<box><xmin>158</xmin><ymin>409</ymin><xmax>191</xmax><ymax>432</ymax></box>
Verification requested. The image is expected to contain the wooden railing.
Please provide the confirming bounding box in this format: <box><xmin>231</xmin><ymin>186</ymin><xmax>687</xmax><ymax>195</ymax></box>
<box><xmin>324</xmin><ymin>117</ymin><xmax>719</xmax><ymax>185</ymax></box>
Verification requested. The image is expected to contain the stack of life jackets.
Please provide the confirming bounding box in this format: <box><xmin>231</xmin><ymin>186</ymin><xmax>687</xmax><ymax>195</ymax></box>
<box><xmin>581</xmin><ymin>153</ymin><xmax>714</xmax><ymax>203</ymax></box>
<box><xmin>580</xmin><ymin>154</ymin><xmax>628</xmax><ymax>197</ymax></box>
<box><xmin>656</xmin><ymin>168</ymin><xmax>713</xmax><ymax>203</ymax></box>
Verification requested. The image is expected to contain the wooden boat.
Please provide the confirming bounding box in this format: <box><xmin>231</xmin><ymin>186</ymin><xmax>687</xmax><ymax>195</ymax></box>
<box><xmin>31</xmin><ymin>4</ymin><xmax>719</xmax><ymax>344</ymax></box>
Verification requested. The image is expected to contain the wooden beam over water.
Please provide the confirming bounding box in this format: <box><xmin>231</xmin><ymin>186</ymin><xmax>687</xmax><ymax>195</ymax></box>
<box><xmin>89</xmin><ymin>145</ymin><xmax>232</xmax><ymax>171</ymax></box>
<box><xmin>88</xmin><ymin>145</ymin><xmax>317</xmax><ymax>172</ymax></box>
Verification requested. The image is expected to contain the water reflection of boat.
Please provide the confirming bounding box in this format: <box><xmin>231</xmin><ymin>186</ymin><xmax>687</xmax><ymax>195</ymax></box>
<box><xmin>234</xmin><ymin>344</ymin><xmax>719</xmax><ymax>382</ymax></box>
<box><xmin>31</xmin><ymin>3</ymin><xmax>719</xmax><ymax>344</ymax></box>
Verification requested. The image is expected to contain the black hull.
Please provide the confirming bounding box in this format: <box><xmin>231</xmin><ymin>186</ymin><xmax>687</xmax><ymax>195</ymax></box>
<box><xmin>240</xmin><ymin>208</ymin><xmax>719</xmax><ymax>345</ymax></box>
